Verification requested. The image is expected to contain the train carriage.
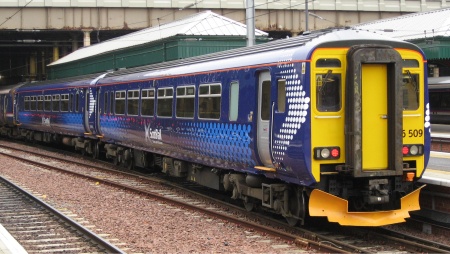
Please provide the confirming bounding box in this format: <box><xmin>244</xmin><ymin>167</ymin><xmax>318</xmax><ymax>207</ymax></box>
<box><xmin>0</xmin><ymin>83</ymin><xmax>24</xmax><ymax>136</ymax></box>
<box><xmin>4</xmin><ymin>28</ymin><xmax>430</xmax><ymax>226</ymax></box>
<box><xmin>14</xmin><ymin>75</ymin><xmax>102</xmax><ymax>149</ymax></box>
<box><xmin>429</xmin><ymin>76</ymin><xmax>450</xmax><ymax>124</ymax></box>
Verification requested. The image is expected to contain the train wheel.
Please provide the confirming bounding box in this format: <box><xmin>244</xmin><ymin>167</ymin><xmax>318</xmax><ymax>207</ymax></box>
<box><xmin>113</xmin><ymin>156</ymin><xmax>119</xmax><ymax>165</ymax></box>
<box><xmin>243</xmin><ymin>197</ymin><xmax>254</xmax><ymax>212</ymax></box>
<box><xmin>126</xmin><ymin>159</ymin><xmax>134</xmax><ymax>170</ymax></box>
<box><xmin>123</xmin><ymin>149</ymin><xmax>134</xmax><ymax>170</ymax></box>
<box><xmin>140</xmin><ymin>152</ymin><xmax>148</xmax><ymax>168</ymax></box>
<box><xmin>285</xmin><ymin>188</ymin><xmax>306</xmax><ymax>227</ymax></box>
<box><xmin>92</xmin><ymin>142</ymin><xmax>100</xmax><ymax>159</ymax></box>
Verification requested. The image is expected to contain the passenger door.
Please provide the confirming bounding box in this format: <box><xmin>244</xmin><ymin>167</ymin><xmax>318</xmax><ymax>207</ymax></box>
<box><xmin>85</xmin><ymin>87</ymin><xmax>101</xmax><ymax>136</ymax></box>
<box><xmin>256</xmin><ymin>71</ymin><xmax>274</xmax><ymax>167</ymax></box>
<box><xmin>83</xmin><ymin>88</ymin><xmax>92</xmax><ymax>134</ymax></box>
<box><xmin>0</xmin><ymin>95</ymin><xmax>5</xmax><ymax>123</ymax></box>
<box><xmin>346</xmin><ymin>46</ymin><xmax>403</xmax><ymax>177</ymax></box>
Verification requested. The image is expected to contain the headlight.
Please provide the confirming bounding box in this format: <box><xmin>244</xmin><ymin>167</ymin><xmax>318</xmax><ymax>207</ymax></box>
<box><xmin>314</xmin><ymin>147</ymin><xmax>340</xmax><ymax>160</ymax></box>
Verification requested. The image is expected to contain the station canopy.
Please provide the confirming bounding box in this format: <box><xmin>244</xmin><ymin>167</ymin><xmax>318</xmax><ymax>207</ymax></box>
<box><xmin>353</xmin><ymin>7</ymin><xmax>450</xmax><ymax>60</ymax></box>
<box><xmin>50</xmin><ymin>10</ymin><xmax>267</xmax><ymax>66</ymax></box>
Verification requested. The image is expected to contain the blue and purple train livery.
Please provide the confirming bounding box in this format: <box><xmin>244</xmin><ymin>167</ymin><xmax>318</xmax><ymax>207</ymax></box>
<box><xmin>0</xmin><ymin>29</ymin><xmax>429</xmax><ymax>226</ymax></box>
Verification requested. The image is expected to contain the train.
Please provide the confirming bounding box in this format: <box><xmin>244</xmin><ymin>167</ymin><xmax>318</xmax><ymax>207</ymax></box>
<box><xmin>0</xmin><ymin>28</ymin><xmax>430</xmax><ymax>226</ymax></box>
<box><xmin>429</xmin><ymin>76</ymin><xmax>450</xmax><ymax>124</ymax></box>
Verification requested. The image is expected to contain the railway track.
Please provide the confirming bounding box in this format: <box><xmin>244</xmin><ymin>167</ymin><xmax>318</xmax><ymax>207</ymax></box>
<box><xmin>1</xmin><ymin>140</ymin><xmax>450</xmax><ymax>253</ymax></box>
<box><xmin>0</xmin><ymin>175</ymin><xmax>124</xmax><ymax>253</ymax></box>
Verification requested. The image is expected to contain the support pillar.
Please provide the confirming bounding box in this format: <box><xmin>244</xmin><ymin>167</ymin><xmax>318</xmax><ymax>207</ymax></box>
<box><xmin>72</xmin><ymin>33</ymin><xmax>79</xmax><ymax>51</ymax></box>
<box><xmin>83</xmin><ymin>29</ymin><xmax>92</xmax><ymax>47</ymax></box>
<box><xmin>29</xmin><ymin>52</ymin><xmax>37</xmax><ymax>81</ymax></box>
<box><xmin>433</xmin><ymin>67</ymin><xmax>439</xmax><ymax>77</ymax></box>
<box><xmin>53</xmin><ymin>43</ymin><xmax>59</xmax><ymax>62</ymax></box>
<box><xmin>41</xmin><ymin>51</ymin><xmax>46</xmax><ymax>80</ymax></box>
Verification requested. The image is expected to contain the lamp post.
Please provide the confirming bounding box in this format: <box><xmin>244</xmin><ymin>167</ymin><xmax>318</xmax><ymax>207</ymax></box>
<box><xmin>305</xmin><ymin>0</ymin><xmax>309</xmax><ymax>32</ymax></box>
<box><xmin>246</xmin><ymin>0</ymin><xmax>255</xmax><ymax>46</ymax></box>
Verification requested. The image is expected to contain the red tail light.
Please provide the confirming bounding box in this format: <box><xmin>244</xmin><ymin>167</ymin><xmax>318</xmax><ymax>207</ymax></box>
<box><xmin>402</xmin><ymin>144</ymin><xmax>424</xmax><ymax>156</ymax></box>
<box><xmin>314</xmin><ymin>147</ymin><xmax>340</xmax><ymax>160</ymax></box>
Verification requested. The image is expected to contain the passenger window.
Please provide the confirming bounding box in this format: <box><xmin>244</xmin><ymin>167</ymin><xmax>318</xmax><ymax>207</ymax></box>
<box><xmin>37</xmin><ymin>96</ymin><xmax>43</xmax><ymax>111</ymax></box>
<box><xmin>157</xmin><ymin>88</ymin><xmax>173</xmax><ymax>117</ymax></box>
<box><xmin>115</xmin><ymin>91</ymin><xmax>126</xmax><ymax>115</ymax></box>
<box><xmin>176</xmin><ymin>86</ymin><xmax>195</xmax><ymax>118</ymax></box>
<box><xmin>24</xmin><ymin>96</ymin><xmax>30</xmax><ymax>111</ymax></box>
<box><xmin>109</xmin><ymin>91</ymin><xmax>113</xmax><ymax>114</ymax></box>
<box><xmin>316</xmin><ymin>70</ymin><xmax>341</xmax><ymax>112</ymax></box>
<box><xmin>30</xmin><ymin>96</ymin><xmax>36</xmax><ymax>111</ymax></box>
<box><xmin>103</xmin><ymin>92</ymin><xmax>107</xmax><ymax>115</ymax></box>
<box><xmin>199</xmin><ymin>83</ymin><xmax>221</xmax><ymax>119</ymax></box>
<box><xmin>69</xmin><ymin>94</ymin><xmax>73</xmax><ymax>112</ymax></box>
<box><xmin>277</xmin><ymin>79</ymin><xmax>286</xmax><ymax>113</ymax></box>
<box><xmin>402</xmin><ymin>71</ymin><xmax>419</xmax><ymax>110</ymax></box>
<box><xmin>44</xmin><ymin>95</ymin><xmax>51</xmax><ymax>111</ymax></box>
<box><xmin>141</xmin><ymin>89</ymin><xmax>155</xmax><ymax>116</ymax></box>
<box><xmin>52</xmin><ymin>95</ymin><xmax>60</xmax><ymax>112</ymax></box>
<box><xmin>261</xmin><ymin>81</ymin><xmax>271</xmax><ymax>120</ymax></box>
<box><xmin>61</xmin><ymin>94</ymin><xmax>69</xmax><ymax>112</ymax></box>
<box><xmin>75</xmin><ymin>93</ymin><xmax>79</xmax><ymax>112</ymax></box>
<box><xmin>229</xmin><ymin>81</ymin><xmax>239</xmax><ymax>121</ymax></box>
<box><xmin>127</xmin><ymin>90</ymin><xmax>139</xmax><ymax>116</ymax></box>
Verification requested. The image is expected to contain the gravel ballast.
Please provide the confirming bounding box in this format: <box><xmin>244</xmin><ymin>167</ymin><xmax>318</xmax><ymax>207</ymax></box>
<box><xmin>0</xmin><ymin>152</ymin><xmax>305</xmax><ymax>253</ymax></box>
<box><xmin>1</xmin><ymin>141</ymin><xmax>449</xmax><ymax>252</ymax></box>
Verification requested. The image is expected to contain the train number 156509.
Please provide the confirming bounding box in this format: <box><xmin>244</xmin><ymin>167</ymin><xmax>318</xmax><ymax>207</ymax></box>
<box><xmin>402</xmin><ymin>129</ymin><xmax>423</xmax><ymax>138</ymax></box>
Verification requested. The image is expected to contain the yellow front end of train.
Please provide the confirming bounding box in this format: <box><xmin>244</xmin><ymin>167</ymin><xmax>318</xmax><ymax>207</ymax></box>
<box><xmin>308</xmin><ymin>46</ymin><xmax>427</xmax><ymax>226</ymax></box>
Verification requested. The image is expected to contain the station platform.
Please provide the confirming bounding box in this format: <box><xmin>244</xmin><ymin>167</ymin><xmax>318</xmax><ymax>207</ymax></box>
<box><xmin>420</xmin><ymin>151</ymin><xmax>450</xmax><ymax>187</ymax></box>
<box><xmin>430</xmin><ymin>124</ymin><xmax>450</xmax><ymax>139</ymax></box>
<box><xmin>0</xmin><ymin>224</ymin><xmax>27</xmax><ymax>254</ymax></box>
<box><xmin>420</xmin><ymin>168</ymin><xmax>450</xmax><ymax>187</ymax></box>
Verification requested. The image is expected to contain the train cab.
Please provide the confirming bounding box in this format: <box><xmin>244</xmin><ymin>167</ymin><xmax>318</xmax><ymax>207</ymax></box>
<box><xmin>307</xmin><ymin>41</ymin><xmax>429</xmax><ymax>226</ymax></box>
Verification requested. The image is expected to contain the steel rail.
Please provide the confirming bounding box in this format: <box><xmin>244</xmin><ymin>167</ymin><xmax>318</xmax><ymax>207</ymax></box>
<box><xmin>4</xmin><ymin>141</ymin><xmax>450</xmax><ymax>253</ymax></box>
<box><xmin>0</xmin><ymin>175</ymin><xmax>125</xmax><ymax>254</ymax></box>
<box><xmin>0</xmin><ymin>145</ymin><xmax>348</xmax><ymax>253</ymax></box>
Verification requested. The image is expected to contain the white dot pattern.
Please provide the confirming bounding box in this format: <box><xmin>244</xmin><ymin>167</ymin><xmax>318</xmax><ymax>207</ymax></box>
<box><xmin>272</xmin><ymin>58</ymin><xmax>310</xmax><ymax>162</ymax></box>
<box><xmin>425</xmin><ymin>102</ymin><xmax>431</xmax><ymax>131</ymax></box>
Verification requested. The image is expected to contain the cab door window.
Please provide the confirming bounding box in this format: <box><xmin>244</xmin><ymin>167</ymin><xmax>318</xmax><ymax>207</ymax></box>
<box><xmin>315</xmin><ymin>58</ymin><xmax>342</xmax><ymax>112</ymax></box>
<box><xmin>402</xmin><ymin>59</ymin><xmax>420</xmax><ymax>111</ymax></box>
<box><xmin>316</xmin><ymin>71</ymin><xmax>341</xmax><ymax>112</ymax></box>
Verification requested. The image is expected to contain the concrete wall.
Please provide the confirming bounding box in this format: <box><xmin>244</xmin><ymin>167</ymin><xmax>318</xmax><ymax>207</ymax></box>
<box><xmin>1</xmin><ymin>0</ymin><xmax>448</xmax><ymax>10</ymax></box>
<box><xmin>0</xmin><ymin>0</ymin><xmax>448</xmax><ymax>32</ymax></box>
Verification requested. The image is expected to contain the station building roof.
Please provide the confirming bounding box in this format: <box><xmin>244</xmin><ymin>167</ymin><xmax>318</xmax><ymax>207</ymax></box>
<box><xmin>49</xmin><ymin>10</ymin><xmax>268</xmax><ymax>67</ymax></box>
<box><xmin>353</xmin><ymin>8</ymin><xmax>450</xmax><ymax>60</ymax></box>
